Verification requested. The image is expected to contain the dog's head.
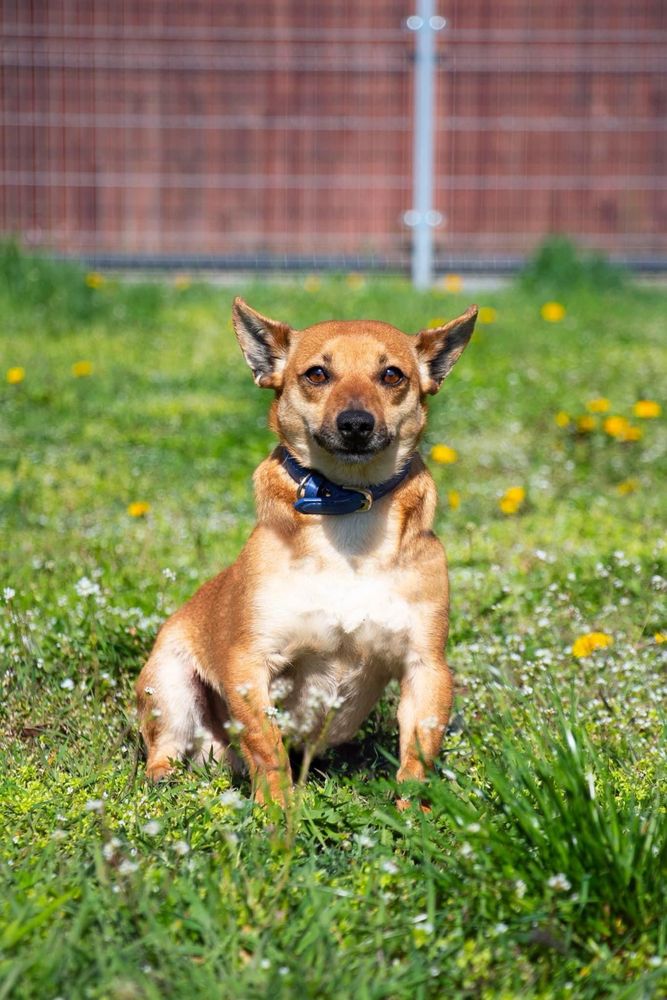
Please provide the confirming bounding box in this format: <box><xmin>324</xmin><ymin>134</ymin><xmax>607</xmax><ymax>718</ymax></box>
<box><xmin>232</xmin><ymin>297</ymin><xmax>477</xmax><ymax>483</ymax></box>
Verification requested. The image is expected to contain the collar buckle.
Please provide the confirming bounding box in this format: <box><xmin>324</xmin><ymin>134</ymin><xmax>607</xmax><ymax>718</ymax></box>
<box><xmin>342</xmin><ymin>486</ymin><xmax>373</xmax><ymax>512</ymax></box>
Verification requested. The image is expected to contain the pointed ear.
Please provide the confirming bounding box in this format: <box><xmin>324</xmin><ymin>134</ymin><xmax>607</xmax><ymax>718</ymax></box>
<box><xmin>232</xmin><ymin>297</ymin><xmax>293</xmax><ymax>388</ymax></box>
<box><xmin>414</xmin><ymin>305</ymin><xmax>478</xmax><ymax>394</ymax></box>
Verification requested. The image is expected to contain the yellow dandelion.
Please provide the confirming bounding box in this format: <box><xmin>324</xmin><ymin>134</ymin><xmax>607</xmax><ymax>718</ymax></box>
<box><xmin>572</xmin><ymin>632</ymin><xmax>613</xmax><ymax>658</ymax></box>
<box><xmin>172</xmin><ymin>273</ymin><xmax>192</xmax><ymax>291</ymax></box>
<box><xmin>603</xmin><ymin>415</ymin><xmax>629</xmax><ymax>438</ymax></box>
<box><xmin>654</xmin><ymin>632</ymin><xmax>666</xmax><ymax>644</ymax></box>
<box><xmin>633</xmin><ymin>400</ymin><xmax>661</xmax><ymax>419</ymax></box>
<box><xmin>477</xmin><ymin>306</ymin><xmax>497</xmax><ymax>324</ymax></box>
<box><xmin>345</xmin><ymin>272</ymin><xmax>365</xmax><ymax>290</ymax></box>
<box><xmin>554</xmin><ymin>411</ymin><xmax>570</xmax><ymax>428</ymax></box>
<box><xmin>619</xmin><ymin>424</ymin><xmax>642</xmax><ymax>443</ymax></box>
<box><xmin>127</xmin><ymin>501</ymin><xmax>151</xmax><ymax>518</ymax></box>
<box><xmin>441</xmin><ymin>274</ymin><xmax>463</xmax><ymax>294</ymax></box>
<box><xmin>85</xmin><ymin>271</ymin><xmax>106</xmax><ymax>289</ymax></box>
<box><xmin>586</xmin><ymin>397</ymin><xmax>610</xmax><ymax>414</ymax></box>
<box><xmin>6</xmin><ymin>366</ymin><xmax>25</xmax><ymax>384</ymax></box>
<box><xmin>540</xmin><ymin>301</ymin><xmax>566</xmax><ymax>322</ymax></box>
<box><xmin>499</xmin><ymin>496</ymin><xmax>520</xmax><ymax>515</ymax></box>
<box><xmin>616</xmin><ymin>479</ymin><xmax>639</xmax><ymax>496</ymax></box>
<box><xmin>577</xmin><ymin>415</ymin><xmax>597</xmax><ymax>433</ymax></box>
<box><xmin>447</xmin><ymin>489</ymin><xmax>461</xmax><ymax>510</ymax></box>
<box><xmin>72</xmin><ymin>360</ymin><xmax>93</xmax><ymax>378</ymax></box>
<box><xmin>430</xmin><ymin>444</ymin><xmax>458</xmax><ymax>464</ymax></box>
<box><xmin>504</xmin><ymin>486</ymin><xmax>525</xmax><ymax>504</ymax></box>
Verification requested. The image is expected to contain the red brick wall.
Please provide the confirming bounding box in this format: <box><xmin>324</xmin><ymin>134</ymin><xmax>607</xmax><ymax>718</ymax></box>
<box><xmin>1</xmin><ymin>0</ymin><xmax>665</xmax><ymax>264</ymax></box>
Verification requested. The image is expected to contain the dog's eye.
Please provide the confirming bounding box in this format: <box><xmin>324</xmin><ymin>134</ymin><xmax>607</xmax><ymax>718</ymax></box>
<box><xmin>381</xmin><ymin>366</ymin><xmax>405</xmax><ymax>386</ymax></box>
<box><xmin>304</xmin><ymin>366</ymin><xmax>330</xmax><ymax>385</ymax></box>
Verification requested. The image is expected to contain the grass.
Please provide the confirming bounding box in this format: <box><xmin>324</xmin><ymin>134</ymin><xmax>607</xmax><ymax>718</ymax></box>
<box><xmin>1</xmin><ymin>243</ymin><xmax>666</xmax><ymax>998</ymax></box>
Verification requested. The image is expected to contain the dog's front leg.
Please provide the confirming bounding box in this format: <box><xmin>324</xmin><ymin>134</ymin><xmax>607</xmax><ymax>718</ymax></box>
<box><xmin>223</xmin><ymin>655</ymin><xmax>293</xmax><ymax>807</ymax></box>
<box><xmin>396</xmin><ymin>658</ymin><xmax>452</xmax><ymax>806</ymax></box>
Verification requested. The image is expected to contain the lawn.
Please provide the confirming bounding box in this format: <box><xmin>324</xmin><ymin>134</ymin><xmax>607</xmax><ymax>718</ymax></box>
<box><xmin>1</xmin><ymin>243</ymin><xmax>666</xmax><ymax>999</ymax></box>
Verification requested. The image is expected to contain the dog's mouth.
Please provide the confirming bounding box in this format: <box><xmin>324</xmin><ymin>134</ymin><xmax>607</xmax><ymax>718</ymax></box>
<box><xmin>313</xmin><ymin>428</ymin><xmax>392</xmax><ymax>463</ymax></box>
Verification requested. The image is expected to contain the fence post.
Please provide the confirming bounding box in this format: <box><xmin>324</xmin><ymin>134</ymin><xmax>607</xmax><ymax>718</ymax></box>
<box><xmin>406</xmin><ymin>3</ymin><xmax>445</xmax><ymax>290</ymax></box>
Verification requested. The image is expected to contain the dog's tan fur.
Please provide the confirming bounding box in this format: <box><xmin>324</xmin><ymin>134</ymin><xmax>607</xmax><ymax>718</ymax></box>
<box><xmin>136</xmin><ymin>297</ymin><xmax>477</xmax><ymax>805</ymax></box>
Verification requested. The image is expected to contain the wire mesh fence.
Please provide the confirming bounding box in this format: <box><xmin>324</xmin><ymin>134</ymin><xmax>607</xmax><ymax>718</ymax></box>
<box><xmin>1</xmin><ymin>0</ymin><xmax>665</xmax><ymax>272</ymax></box>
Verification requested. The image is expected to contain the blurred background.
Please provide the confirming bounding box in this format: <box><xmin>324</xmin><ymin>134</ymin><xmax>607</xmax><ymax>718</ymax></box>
<box><xmin>1</xmin><ymin>0</ymin><xmax>665</xmax><ymax>277</ymax></box>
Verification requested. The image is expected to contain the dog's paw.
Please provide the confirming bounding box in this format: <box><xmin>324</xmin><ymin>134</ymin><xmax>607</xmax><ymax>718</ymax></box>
<box><xmin>396</xmin><ymin>797</ymin><xmax>431</xmax><ymax>814</ymax></box>
<box><xmin>146</xmin><ymin>759</ymin><xmax>175</xmax><ymax>783</ymax></box>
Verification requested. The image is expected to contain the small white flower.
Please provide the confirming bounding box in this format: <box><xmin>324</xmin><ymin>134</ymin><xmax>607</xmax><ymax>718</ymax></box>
<box><xmin>173</xmin><ymin>840</ymin><xmax>190</xmax><ymax>856</ymax></box>
<box><xmin>220</xmin><ymin>789</ymin><xmax>245</xmax><ymax>809</ymax></box>
<box><xmin>162</xmin><ymin>567</ymin><xmax>177</xmax><ymax>582</ymax></box>
<box><xmin>460</xmin><ymin>842</ymin><xmax>473</xmax><ymax>857</ymax></box>
<box><xmin>380</xmin><ymin>859</ymin><xmax>398</xmax><ymax>874</ymax></box>
<box><xmin>118</xmin><ymin>860</ymin><xmax>138</xmax><ymax>875</ymax></box>
<box><xmin>60</xmin><ymin>678</ymin><xmax>75</xmax><ymax>691</ymax></box>
<box><xmin>547</xmin><ymin>873</ymin><xmax>572</xmax><ymax>892</ymax></box>
<box><xmin>354</xmin><ymin>833</ymin><xmax>375</xmax><ymax>848</ymax></box>
<box><xmin>3</xmin><ymin>587</ymin><xmax>15</xmax><ymax>600</ymax></box>
<box><xmin>494</xmin><ymin>922</ymin><xmax>508</xmax><ymax>934</ymax></box>
<box><xmin>466</xmin><ymin>823</ymin><xmax>481</xmax><ymax>834</ymax></box>
<box><xmin>142</xmin><ymin>820</ymin><xmax>161</xmax><ymax>836</ymax></box>
<box><xmin>144</xmin><ymin>686</ymin><xmax>155</xmax><ymax>696</ymax></box>
<box><xmin>260</xmin><ymin>958</ymin><xmax>271</xmax><ymax>970</ymax></box>
<box><xmin>103</xmin><ymin>838</ymin><xmax>121</xmax><ymax>860</ymax></box>
<box><xmin>51</xmin><ymin>829</ymin><xmax>67</xmax><ymax>841</ymax></box>
<box><xmin>264</xmin><ymin>706</ymin><xmax>278</xmax><ymax>719</ymax></box>
<box><xmin>84</xmin><ymin>799</ymin><xmax>104</xmax><ymax>813</ymax></box>
<box><xmin>75</xmin><ymin>576</ymin><xmax>100</xmax><ymax>598</ymax></box>
<box><xmin>279</xmin><ymin>967</ymin><xmax>289</xmax><ymax>976</ymax></box>
<box><xmin>515</xmin><ymin>879</ymin><xmax>527</xmax><ymax>898</ymax></box>
<box><xmin>224</xmin><ymin>718</ymin><xmax>245</xmax><ymax>735</ymax></box>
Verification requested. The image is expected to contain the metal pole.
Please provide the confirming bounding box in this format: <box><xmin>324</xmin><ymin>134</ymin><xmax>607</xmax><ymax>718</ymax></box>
<box><xmin>407</xmin><ymin>3</ymin><xmax>445</xmax><ymax>289</ymax></box>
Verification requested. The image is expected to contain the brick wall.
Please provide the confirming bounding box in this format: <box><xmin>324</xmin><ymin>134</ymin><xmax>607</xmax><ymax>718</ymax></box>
<box><xmin>1</xmin><ymin>0</ymin><xmax>665</xmax><ymax>265</ymax></box>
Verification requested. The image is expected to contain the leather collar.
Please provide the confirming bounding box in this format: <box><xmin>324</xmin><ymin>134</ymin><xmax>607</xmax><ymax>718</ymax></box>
<box><xmin>279</xmin><ymin>447</ymin><xmax>412</xmax><ymax>515</ymax></box>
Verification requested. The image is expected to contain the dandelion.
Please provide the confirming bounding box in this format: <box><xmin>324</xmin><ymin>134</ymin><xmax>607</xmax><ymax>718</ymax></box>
<box><xmin>72</xmin><ymin>360</ymin><xmax>93</xmax><ymax>378</ymax></box>
<box><xmin>585</xmin><ymin>397</ymin><xmax>610</xmax><ymax>413</ymax></box>
<box><xmin>102</xmin><ymin>838</ymin><xmax>121</xmax><ymax>861</ymax></box>
<box><xmin>447</xmin><ymin>489</ymin><xmax>461</xmax><ymax>510</ymax></box>
<box><xmin>6</xmin><ymin>366</ymin><xmax>25</xmax><ymax>384</ymax></box>
<box><xmin>616</xmin><ymin>479</ymin><xmax>639</xmax><ymax>496</ymax></box>
<box><xmin>303</xmin><ymin>275</ymin><xmax>321</xmax><ymax>292</ymax></box>
<box><xmin>654</xmin><ymin>633</ymin><xmax>666</xmax><ymax>644</ymax></box>
<box><xmin>499</xmin><ymin>486</ymin><xmax>526</xmax><ymax>515</ymax></box>
<box><xmin>554</xmin><ymin>411</ymin><xmax>570</xmax><ymax>428</ymax></box>
<box><xmin>603</xmin><ymin>415</ymin><xmax>629</xmax><ymax>438</ymax></box>
<box><xmin>345</xmin><ymin>272</ymin><xmax>365</xmax><ymax>290</ymax></box>
<box><xmin>127</xmin><ymin>501</ymin><xmax>150</xmax><ymax>518</ymax></box>
<box><xmin>540</xmin><ymin>301</ymin><xmax>566</xmax><ymax>322</ymax></box>
<box><xmin>142</xmin><ymin>820</ymin><xmax>161</xmax><ymax>836</ymax></box>
<box><xmin>172</xmin><ymin>273</ymin><xmax>192</xmax><ymax>291</ymax></box>
<box><xmin>441</xmin><ymin>274</ymin><xmax>463</xmax><ymax>293</ymax></box>
<box><xmin>572</xmin><ymin>632</ymin><xmax>613</xmax><ymax>658</ymax></box>
<box><xmin>85</xmin><ymin>272</ymin><xmax>106</xmax><ymax>289</ymax></box>
<box><xmin>477</xmin><ymin>306</ymin><xmax>497</xmax><ymax>324</ymax></box>
<box><xmin>633</xmin><ymin>400</ymin><xmax>661</xmax><ymax>419</ymax></box>
<box><xmin>172</xmin><ymin>840</ymin><xmax>190</xmax><ymax>855</ymax></box>
<box><xmin>430</xmin><ymin>443</ymin><xmax>458</xmax><ymax>464</ymax></box>
<box><xmin>576</xmin><ymin>415</ymin><xmax>596</xmax><ymax>433</ymax></box>
<box><xmin>547</xmin><ymin>873</ymin><xmax>572</xmax><ymax>892</ymax></box>
<box><xmin>620</xmin><ymin>425</ymin><xmax>642</xmax><ymax>442</ymax></box>
<box><xmin>60</xmin><ymin>678</ymin><xmax>75</xmax><ymax>691</ymax></box>
<box><xmin>118</xmin><ymin>859</ymin><xmax>139</xmax><ymax>875</ymax></box>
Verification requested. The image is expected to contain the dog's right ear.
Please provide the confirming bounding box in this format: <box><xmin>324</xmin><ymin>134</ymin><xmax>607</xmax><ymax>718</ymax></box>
<box><xmin>232</xmin><ymin>297</ymin><xmax>292</xmax><ymax>388</ymax></box>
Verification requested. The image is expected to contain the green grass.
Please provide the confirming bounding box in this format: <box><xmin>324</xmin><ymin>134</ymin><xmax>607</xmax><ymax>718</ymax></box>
<box><xmin>1</xmin><ymin>244</ymin><xmax>666</xmax><ymax>998</ymax></box>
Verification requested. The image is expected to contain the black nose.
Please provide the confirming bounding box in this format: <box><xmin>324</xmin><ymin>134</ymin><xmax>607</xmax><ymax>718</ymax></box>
<box><xmin>337</xmin><ymin>409</ymin><xmax>375</xmax><ymax>444</ymax></box>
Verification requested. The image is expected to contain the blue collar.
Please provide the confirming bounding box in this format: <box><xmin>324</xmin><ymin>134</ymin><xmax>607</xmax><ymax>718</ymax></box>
<box><xmin>279</xmin><ymin>447</ymin><xmax>412</xmax><ymax>515</ymax></box>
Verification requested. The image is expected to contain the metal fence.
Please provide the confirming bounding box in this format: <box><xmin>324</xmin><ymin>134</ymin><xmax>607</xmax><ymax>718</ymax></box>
<box><xmin>1</xmin><ymin>0</ymin><xmax>666</xmax><ymax>276</ymax></box>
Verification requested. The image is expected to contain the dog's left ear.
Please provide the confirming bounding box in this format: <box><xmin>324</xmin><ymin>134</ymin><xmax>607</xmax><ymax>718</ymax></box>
<box><xmin>414</xmin><ymin>305</ymin><xmax>478</xmax><ymax>395</ymax></box>
<box><xmin>232</xmin><ymin>297</ymin><xmax>293</xmax><ymax>388</ymax></box>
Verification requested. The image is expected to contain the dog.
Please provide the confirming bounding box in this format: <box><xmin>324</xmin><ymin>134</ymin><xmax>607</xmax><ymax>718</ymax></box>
<box><xmin>136</xmin><ymin>297</ymin><xmax>478</xmax><ymax>806</ymax></box>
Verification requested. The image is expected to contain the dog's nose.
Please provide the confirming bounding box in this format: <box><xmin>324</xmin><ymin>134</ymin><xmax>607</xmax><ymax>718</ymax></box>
<box><xmin>337</xmin><ymin>409</ymin><xmax>375</xmax><ymax>444</ymax></box>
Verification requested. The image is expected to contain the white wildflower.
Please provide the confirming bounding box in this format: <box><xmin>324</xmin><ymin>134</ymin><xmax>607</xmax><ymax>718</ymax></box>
<box><xmin>144</xmin><ymin>686</ymin><xmax>155</xmax><ymax>696</ymax></box>
<box><xmin>60</xmin><ymin>678</ymin><xmax>75</xmax><ymax>691</ymax></box>
<box><xmin>380</xmin><ymin>859</ymin><xmax>398</xmax><ymax>874</ymax></box>
<box><xmin>162</xmin><ymin>567</ymin><xmax>177</xmax><ymax>582</ymax></box>
<box><xmin>75</xmin><ymin>576</ymin><xmax>100</xmax><ymax>598</ymax></box>
<box><xmin>142</xmin><ymin>820</ymin><xmax>161</xmax><ymax>836</ymax></box>
<box><xmin>547</xmin><ymin>873</ymin><xmax>572</xmax><ymax>892</ymax></box>
<box><xmin>220</xmin><ymin>789</ymin><xmax>245</xmax><ymax>809</ymax></box>
<box><xmin>84</xmin><ymin>799</ymin><xmax>104</xmax><ymax>813</ymax></box>
<box><xmin>515</xmin><ymin>879</ymin><xmax>527</xmax><ymax>898</ymax></box>
<box><xmin>3</xmin><ymin>587</ymin><xmax>15</xmax><ymax>600</ymax></box>
<box><xmin>173</xmin><ymin>840</ymin><xmax>190</xmax><ymax>856</ymax></box>
<box><xmin>118</xmin><ymin>859</ymin><xmax>138</xmax><ymax>875</ymax></box>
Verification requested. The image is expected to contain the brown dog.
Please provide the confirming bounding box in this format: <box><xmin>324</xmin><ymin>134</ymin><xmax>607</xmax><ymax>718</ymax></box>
<box><xmin>136</xmin><ymin>297</ymin><xmax>478</xmax><ymax>805</ymax></box>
